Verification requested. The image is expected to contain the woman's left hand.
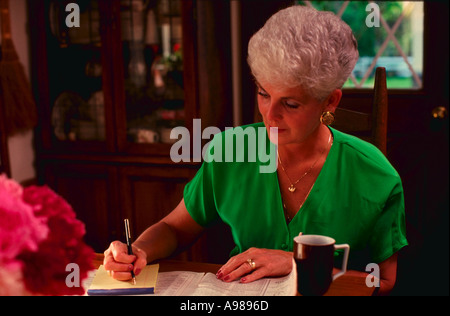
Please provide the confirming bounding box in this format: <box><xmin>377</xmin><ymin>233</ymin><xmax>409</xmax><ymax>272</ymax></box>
<box><xmin>216</xmin><ymin>248</ymin><xmax>293</xmax><ymax>283</ymax></box>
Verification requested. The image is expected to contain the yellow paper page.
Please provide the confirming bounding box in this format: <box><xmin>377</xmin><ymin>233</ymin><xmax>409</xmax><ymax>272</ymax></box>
<box><xmin>89</xmin><ymin>264</ymin><xmax>159</xmax><ymax>291</ymax></box>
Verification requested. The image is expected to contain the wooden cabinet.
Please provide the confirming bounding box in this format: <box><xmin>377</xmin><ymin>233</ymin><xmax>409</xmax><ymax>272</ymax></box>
<box><xmin>41</xmin><ymin>161</ymin><xmax>118</xmax><ymax>251</ymax></box>
<box><xmin>29</xmin><ymin>0</ymin><xmax>200</xmax><ymax>153</ymax></box>
<box><xmin>28</xmin><ymin>0</ymin><xmax>233</xmax><ymax>260</ymax></box>
<box><xmin>118</xmin><ymin>164</ymin><xmax>196</xmax><ymax>241</ymax></box>
<box><xmin>40</xmin><ymin>158</ymin><xmax>201</xmax><ymax>258</ymax></box>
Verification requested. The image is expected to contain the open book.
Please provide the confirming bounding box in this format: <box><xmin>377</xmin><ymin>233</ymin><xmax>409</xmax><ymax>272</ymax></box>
<box><xmin>152</xmin><ymin>268</ymin><xmax>296</xmax><ymax>296</ymax></box>
<box><xmin>84</xmin><ymin>261</ymin><xmax>297</xmax><ymax>296</ymax></box>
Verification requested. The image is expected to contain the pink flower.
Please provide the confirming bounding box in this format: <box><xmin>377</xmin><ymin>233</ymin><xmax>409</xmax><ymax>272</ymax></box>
<box><xmin>21</xmin><ymin>185</ymin><xmax>95</xmax><ymax>296</ymax></box>
<box><xmin>0</xmin><ymin>175</ymin><xmax>95</xmax><ymax>296</ymax></box>
<box><xmin>0</xmin><ymin>178</ymin><xmax>48</xmax><ymax>263</ymax></box>
<box><xmin>0</xmin><ymin>174</ymin><xmax>23</xmax><ymax>198</ymax></box>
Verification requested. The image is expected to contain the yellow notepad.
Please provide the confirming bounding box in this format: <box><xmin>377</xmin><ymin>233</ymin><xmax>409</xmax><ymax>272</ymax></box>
<box><xmin>87</xmin><ymin>264</ymin><xmax>159</xmax><ymax>295</ymax></box>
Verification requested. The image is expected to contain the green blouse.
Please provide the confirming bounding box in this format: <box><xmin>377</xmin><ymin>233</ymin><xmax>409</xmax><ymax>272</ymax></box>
<box><xmin>184</xmin><ymin>123</ymin><xmax>408</xmax><ymax>269</ymax></box>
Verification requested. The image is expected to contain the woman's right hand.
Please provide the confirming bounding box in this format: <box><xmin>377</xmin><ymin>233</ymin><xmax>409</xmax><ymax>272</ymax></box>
<box><xmin>103</xmin><ymin>241</ymin><xmax>148</xmax><ymax>281</ymax></box>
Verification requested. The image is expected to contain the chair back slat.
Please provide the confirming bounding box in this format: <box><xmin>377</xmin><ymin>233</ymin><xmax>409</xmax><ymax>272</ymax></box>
<box><xmin>333</xmin><ymin>67</ymin><xmax>388</xmax><ymax>156</ymax></box>
<box><xmin>372</xmin><ymin>67</ymin><xmax>388</xmax><ymax>155</ymax></box>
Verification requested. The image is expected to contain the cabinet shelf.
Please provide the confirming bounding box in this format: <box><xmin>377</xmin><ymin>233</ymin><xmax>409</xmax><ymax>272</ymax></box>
<box><xmin>29</xmin><ymin>0</ymin><xmax>233</xmax><ymax>261</ymax></box>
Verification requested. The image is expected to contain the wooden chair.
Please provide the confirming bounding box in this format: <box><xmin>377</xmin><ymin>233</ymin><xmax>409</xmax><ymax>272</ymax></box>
<box><xmin>333</xmin><ymin>67</ymin><xmax>388</xmax><ymax>156</ymax></box>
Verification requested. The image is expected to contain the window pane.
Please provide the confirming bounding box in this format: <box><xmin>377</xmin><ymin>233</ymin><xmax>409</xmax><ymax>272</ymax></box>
<box><xmin>296</xmin><ymin>1</ymin><xmax>424</xmax><ymax>89</ymax></box>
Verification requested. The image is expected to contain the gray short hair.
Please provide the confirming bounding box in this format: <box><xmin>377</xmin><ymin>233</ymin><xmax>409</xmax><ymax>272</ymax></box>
<box><xmin>248</xmin><ymin>5</ymin><xmax>359</xmax><ymax>101</ymax></box>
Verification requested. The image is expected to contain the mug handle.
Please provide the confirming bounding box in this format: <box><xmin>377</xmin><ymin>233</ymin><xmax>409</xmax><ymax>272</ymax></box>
<box><xmin>332</xmin><ymin>244</ymin><xmax>350</xmax><ymax>281</ymax></box>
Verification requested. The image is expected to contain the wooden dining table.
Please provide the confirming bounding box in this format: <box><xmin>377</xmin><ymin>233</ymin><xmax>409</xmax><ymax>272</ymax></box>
<box><xmin>92</xmin><ymin>253</ymin><xmax>374</xmax><ymax>296</ymax></box>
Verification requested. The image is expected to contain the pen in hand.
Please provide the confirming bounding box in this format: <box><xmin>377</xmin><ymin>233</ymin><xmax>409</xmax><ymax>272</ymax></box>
<box><xmin>124</xmin><ymin>219</ymin><xmax>136</xmax><ymax>285</ymax></box>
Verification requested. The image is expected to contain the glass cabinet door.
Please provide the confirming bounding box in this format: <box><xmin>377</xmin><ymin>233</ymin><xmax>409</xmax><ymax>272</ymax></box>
<box><xmin>119</xmin><ymin>0</ymin><xmax>184</xmax><ymax>145</ymax></box>
<box><xmin>47</xmin><ymin>0</ymin><xmax>106</xmax><ymax>144</ymax></box>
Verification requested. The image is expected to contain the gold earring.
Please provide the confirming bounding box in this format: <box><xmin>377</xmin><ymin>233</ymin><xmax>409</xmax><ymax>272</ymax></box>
<box><xmin>320</xmin><ymin>111</ymin><xmax>335</xmax><ymax>126</ymax></box>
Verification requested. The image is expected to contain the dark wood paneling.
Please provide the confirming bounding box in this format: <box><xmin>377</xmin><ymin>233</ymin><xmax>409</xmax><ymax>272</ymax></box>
<box><xmin>118</xmin><ymin>164</ymin><xmax>234</xmax><ymax>264</ymax></box>
<box><xmin>43</xmin><ymin>162</ymin><xmax>119</xmax><ymax>252</ymax></box>
<box><xmin>118</xmin><ymin>165</ymin><xmax>194</xmax><ymax>236</ymax></box>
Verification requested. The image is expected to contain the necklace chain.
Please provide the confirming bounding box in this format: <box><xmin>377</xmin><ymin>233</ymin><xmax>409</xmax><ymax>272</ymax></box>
<box><xmin>279</xmin><ymin>133</ymin><xmax>333</xmax><ymax>224</ymax></box>
<box><xmin>283</xmin><ymin>182</ymin><xmax>315</xmax><ymax>223</ymax></box>
<box><xmin>278</xmin><ymin>134</ymin><xmax>332</xmax><ymax>193</ymax></box>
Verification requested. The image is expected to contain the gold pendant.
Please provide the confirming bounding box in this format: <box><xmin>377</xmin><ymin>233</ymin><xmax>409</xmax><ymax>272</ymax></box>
<box><xmin>288</xmin><ymin>185</ymin><xmax>296</xmax><ymax>193</ymax></box>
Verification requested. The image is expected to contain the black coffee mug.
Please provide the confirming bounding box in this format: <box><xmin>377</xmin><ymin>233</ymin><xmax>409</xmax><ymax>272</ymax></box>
<box><xmin>293</xmin><ymin>234</ymin><xmax>349</xmax><ymax>296</ymax></box>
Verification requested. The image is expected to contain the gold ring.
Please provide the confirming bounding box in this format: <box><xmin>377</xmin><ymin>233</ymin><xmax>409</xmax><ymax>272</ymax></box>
<box><xmin>247</xmin><ymin>259</ymin><xmax>256</xmax><ymax>270</ymax></box>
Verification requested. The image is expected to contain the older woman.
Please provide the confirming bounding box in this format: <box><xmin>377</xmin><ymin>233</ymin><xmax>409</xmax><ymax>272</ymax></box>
<box><xmin>104</xmin><ymin>5</ymin><xmax>407</xmax><ymax>295</ymax></box>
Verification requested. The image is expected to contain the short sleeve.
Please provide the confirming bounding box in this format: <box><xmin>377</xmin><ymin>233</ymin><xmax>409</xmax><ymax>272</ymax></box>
<box><xmin>368</xmin><ymin>181</ymin><xmax>408</xmax><ymax>263</ymax></box>
<box><xmin>183</xmin><ymin>161</ymin><xmax>220</xmax><ymax>227</ymax></box>
<box><xmin>183</xmin><ymin>132</ymin><xmax>224</xmax><ymax>227</ymax></box>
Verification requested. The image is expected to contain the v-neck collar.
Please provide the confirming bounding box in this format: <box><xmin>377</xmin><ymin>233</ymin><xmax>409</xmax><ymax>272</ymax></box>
<box><xmin>274</xmin><ymin>127</ymin><xmax>336</xmax><ymax>228</ymax></box>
